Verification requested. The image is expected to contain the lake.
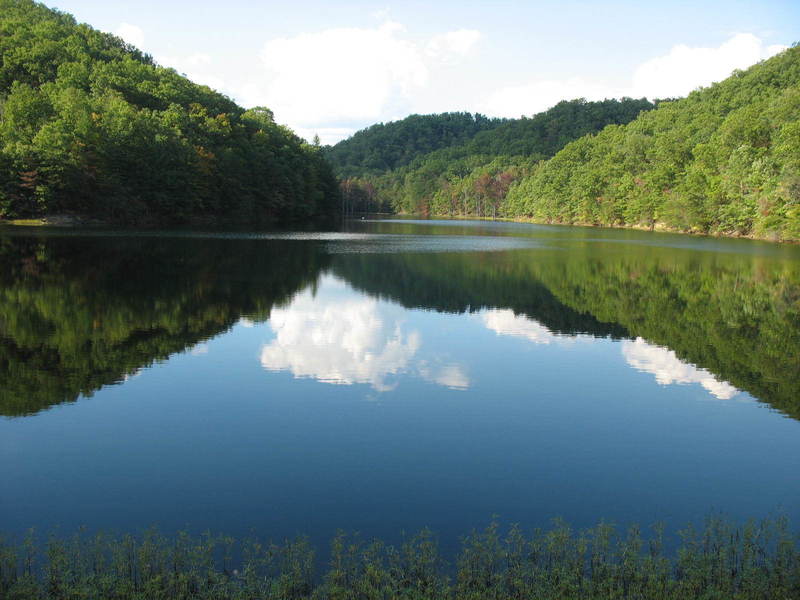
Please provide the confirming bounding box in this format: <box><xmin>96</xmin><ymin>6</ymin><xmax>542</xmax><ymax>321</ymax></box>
<box><xmin>1</xmin><ymin>219</ymin><xmax>799</xmax><ymax>555</ymax></box>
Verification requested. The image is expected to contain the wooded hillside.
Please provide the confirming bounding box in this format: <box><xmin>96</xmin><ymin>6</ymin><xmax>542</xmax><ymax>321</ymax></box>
<box><xmin>327</xmin><ymin>98</ymin><xmax>655</xmax><ymax>216</ymax></box>
<box><xmin>506</xmin><ymin>45</ymin><xmax>800</xmax><ymax>240</ymax></box>
<box><xmin>0</xmin><ymin>0</ymin><xmax>340</xmax><ymax>224</ymax></box>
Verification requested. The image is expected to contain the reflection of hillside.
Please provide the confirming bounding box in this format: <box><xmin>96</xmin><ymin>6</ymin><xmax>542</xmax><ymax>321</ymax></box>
<box><xmin>331</xmin><ymin>253</ymin><xmax>628</xmax><ymax>338</ymax></box>
<box><xmin>331</xmin><ymin>249</ymin><xmax>800</xmax><ymax>420</ymax></box>
<box><xmin>0</xmin><ymin>235</ymin><xmax>327</xmax><ymax>417</ymax></box>
<box><xmin>529</xmin><ymin>249</ymin><xmax>800</xmax><ymax>420</ymax></box>
<box><xmin>3</xmin><ymin>233</ymin><xmax>797</xmax><ymax>421</ymax></box>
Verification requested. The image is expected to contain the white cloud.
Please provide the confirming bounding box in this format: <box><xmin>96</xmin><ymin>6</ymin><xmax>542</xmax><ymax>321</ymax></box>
<box><xmin>244</xmin><ymin>21</ymin><xmax>429</xmax><ymax>128</ymax></box>
<box><xmin>259</xmin><ymin>277</ymin><xmax>469</xmax><ymax>392</ymax></box>
<box><xmin>631</xmin><ymin>33</ymin><xmax>787</xmax><ymax>99</ymax></box>
<box><xmin>427</xmin><ymin>29</ymin><xmax>482</xmax><ymax>64</ymax></box>
<box><xmin>484</xmin><ymin>78</ymin><xmax>624</xmax><ymax>119</ymax></box>
<box><xmin>622</xmin><ymin>337</ymin><xmax>740</xmax><ymax>400</ymax></box>
<box><xmin>190</xmin><ymin>343</ymin><xmax>209</xmax><ymax>356</ymax></box>
<box><xmin>261</xmin><ymin>296</ymin><xmax>419</xmax><ymax>392</ymax></box>
<box><xmin>481</xmin><ymin>309</ymin><xmax>580</xmax><ymax>345</ymax></box>
<box><xmin>433</xmin><ymin>364</ymin><xmax>470</xmax><ymax>389</ymax></box>
<box><xmin>157</xmin><ymin>52</ymin><xmax>230</xmax><ymax>93</ymax></box>
<box><xmin>417</xmin><ymin>361</ymin><xmax>470</xmax><ymax>390</ymax></box>
<box><xmin>115</xmin><ymin>23</ymin><xmax>145</xmax><ymax>49</ymax></box>
<box><xmin>235</xmin><ymin>22</ymin><xmax>484</xmax><ymax>142</ymax></box>
<box><xmin>484</xmin><ymin>33</ymin><xmax>787</xmax><ymax>118</ymax></box>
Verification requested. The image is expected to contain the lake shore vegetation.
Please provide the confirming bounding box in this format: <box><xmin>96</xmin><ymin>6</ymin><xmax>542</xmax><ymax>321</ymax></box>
<box><xmin>1</xmin><ymin>517</ymin><xmax>797</xmax><ymax>599</ymax></box>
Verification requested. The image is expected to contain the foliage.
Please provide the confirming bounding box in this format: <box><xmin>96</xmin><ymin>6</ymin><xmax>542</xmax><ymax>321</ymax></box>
<box><xmin>328</xmin><ymin>44</ymin><xmax>800</xmax><ymax>242</ymax></box>
<box><xmin>0</xmin><ymin>517</ymin><xmax>798</xmax><ymax>599</ymax></box>
<box><xmin>506</xmin><ymin>46</ymin><xmax>800</xmax><ymax>241</ymax></box>
<box><xmin>324</xmin><ymin>99</ymin><xmax>655</xmax><ymax>215</ymax></box>
<box><xmin>323</xmin><ymin>112</ymin><xmax>505</xmax><ymax>179</ymax></box>
<box><xmin>339</xmin><ymin>177</ymin><xmax>390</xmax><ymax>215</ymax></box>
<box><xmin>0</xmin><ymin>0</ymin><xmax>340</xmax><ymax>224</ymax></box>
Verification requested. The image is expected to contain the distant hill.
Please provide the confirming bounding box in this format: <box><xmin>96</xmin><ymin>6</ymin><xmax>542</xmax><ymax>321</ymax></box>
<box><xmin>506</xmin><ymin>45</ymin><xmax>800</xmax><ymax>240</ymax></box>
<box><xmin>0</xmin><ymin>0</ymin><xmax>339</xmax><ymax>224</ymax></box>
<box><xmin>323</xmin><ymin>112</ymin><xmax>506</xmax><ymax>178</ymax></box>
<box><xmin>329</xmin><ymin>44</ymin><xmax>800</xmax><ymax>242</ymax></box>
<box><xmin>326</xmin><ymin>98</ymin><xmax>655</xmax><ymax>215</ymax></box>
<box><xmin>439</xmin><ymin>98</ymin><xmax>656</xmax><ymax>160</ymax></box>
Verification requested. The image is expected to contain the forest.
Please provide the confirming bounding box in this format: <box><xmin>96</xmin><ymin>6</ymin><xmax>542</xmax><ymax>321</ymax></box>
<box><xmin>3</xmin><ymin>1</ymin><xmax>797</xmax><ymax>240</ymax></box>
<box><xmin>0</xmin><ymin>0</ymin><xmax>340</xmax><ymax>224</ymax></box>
<box><xmin>327</xmin><ymin>99</ymin><xmax>656</xmax><ymax>216</ymax></box>
<box><xmin>327</xmin><ymin>46</ymin><xmax>800</xmax><ymax>242</ymax></box>
<box><xmin>323</xmin><ymin>112</ymin><xmax>506</xmax><ymax>178</ymax></box>
<box><xmin>504</xmin><ymin>45</ymin><xmax>800</xmax><ymax>241</ymax></box>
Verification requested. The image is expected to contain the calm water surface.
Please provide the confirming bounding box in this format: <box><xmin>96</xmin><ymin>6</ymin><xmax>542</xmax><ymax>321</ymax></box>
<box><xmin>1</xmin><ymin>219</ymin><xmax>799</xmax><ymax>553</ymax></box>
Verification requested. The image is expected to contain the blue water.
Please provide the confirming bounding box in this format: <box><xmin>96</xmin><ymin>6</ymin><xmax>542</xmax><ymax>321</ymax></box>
<box><xmin>1</xmin><ymin>220</ymin><xmax>798</xmax><ymax>554</ymax></box>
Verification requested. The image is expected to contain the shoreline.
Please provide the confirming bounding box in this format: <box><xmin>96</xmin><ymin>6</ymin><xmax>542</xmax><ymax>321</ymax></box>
<box><xmin>2</xmin><ymin>212</ymin><xmax>797</xmax><ymax>244</ymax></box>
<box><xmin>389</xmin><ymin>213</ymin><xmax>796</xmax><ymax>244</ymax></box>
<box><xmin>0</xmin><ymin>212</ymin><xmax>338</xmax><ymax>230</ymax></box>
<box><xmin>0</xmin><ymin>214</ymin><xmax>107</xmax><ymax>227</ymax></box>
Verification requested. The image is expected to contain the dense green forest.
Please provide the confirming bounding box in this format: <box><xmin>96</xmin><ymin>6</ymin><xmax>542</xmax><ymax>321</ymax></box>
<box><xmin>326</xmin><ymin>99</ymin><xmax>656</xmax><ymax>215</ymax></box>
<box><xmin>323</xmin><ymin>112</ymin><xmax>505</xmax><ymax>178</ymax></box>
<box><xmin>1</xmin><ymin>517</ymin><xmax>798</xmax><ymax>599</ymax></box>
<box><xmin>329</xmin><ymin>46</ymin><xmax>800</xmax><ymax>242</ymax></box>
<box><xmin>2</xmin><ymin>230</ymin><xmax>797</xmax><ymax>420</ymax></box>
<box><xmin>505</xmin><ymin>45</ymin><xmax>800</xmax><ymax>241</ymax></box>
<box><xmin>0</xmin><ymin>0</ymin><xmax>340</xmax><ymax>224</ymax></box>
<box><xmin>2</xmin><ymin>0</ymin><xmax>797</xmax><ymax>238</ymax></box>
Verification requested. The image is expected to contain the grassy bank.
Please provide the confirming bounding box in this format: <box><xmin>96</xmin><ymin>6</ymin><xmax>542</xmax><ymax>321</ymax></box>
<box><xmin>1</xmin><ymin>517</ymin><xmax>798</xmax><ymax>599</ymax></box>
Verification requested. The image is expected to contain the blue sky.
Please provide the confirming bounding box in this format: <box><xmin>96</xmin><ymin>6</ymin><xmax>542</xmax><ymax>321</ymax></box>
<box><xmin>51</xmin><ymin>0</ymin><xmax>800</xmax><ymax>143</ymax></box>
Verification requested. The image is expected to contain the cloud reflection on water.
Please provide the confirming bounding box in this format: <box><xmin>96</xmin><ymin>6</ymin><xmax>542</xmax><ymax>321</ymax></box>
<box><xmin>480</xmin><ymin>308</ymin><xmax>582</xmax><ymax>345</ymax></box>
<box><xmin>260</xmin><ymin>276</ymin><xmax>469</xmax><ymax>391</ymax></box>
<box><xmin>481</xmin><ymin>310</ymin><xmax>741</xmax><ymax>401</ymax></box>
<box><xmin>622</xmin><ymin>337</ymin><xmax>740</xmax><ymax>399</ymax></box>
<box><xmin>261</xmin><ymin>282</ymin><xmax>741</xmax><ymax>400</ymax></box>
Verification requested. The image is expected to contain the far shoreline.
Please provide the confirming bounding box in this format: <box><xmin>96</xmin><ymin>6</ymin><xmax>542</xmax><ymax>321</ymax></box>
<box><xmin>2</xmin><ymin>211</ymin><xmax>798</xmax><ymax>245</ymax></box>
<box><xmin>383</xmin><ymin>212</ymin><xmax>798</xmax><ymax>244</ymax></box>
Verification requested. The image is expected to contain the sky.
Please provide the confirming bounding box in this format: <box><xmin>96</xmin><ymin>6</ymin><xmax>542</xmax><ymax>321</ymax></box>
<box><xmin>51</xmin><ymin>0</ymin><xmax>800</xmax><ymax>144</ymax></box>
